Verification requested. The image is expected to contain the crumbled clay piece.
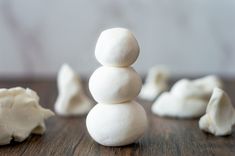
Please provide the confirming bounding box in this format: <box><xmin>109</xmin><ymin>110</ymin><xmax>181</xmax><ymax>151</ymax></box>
<box><xmin>55</xmin><ymin>64</ymin><xmax>93</xmax><ymax>116</ymax></box>
<box><xmin>152</xmin><ymin>75</ymin><xmax>223</xmax><ymax>118</ymax></box>
<box><xmin>0</xmin><ymin>87</ymin><xmax>54</xmax><ymax>145</ymax></box>
<box><xmin>139</xmin><ymin>66</ymin><xmax>169</xmax><ymax>100</ymax></box>
<box><xmin>199</xmin><ymin>88</ymin><xmax>235</xmax><ymax>136</ymax></box>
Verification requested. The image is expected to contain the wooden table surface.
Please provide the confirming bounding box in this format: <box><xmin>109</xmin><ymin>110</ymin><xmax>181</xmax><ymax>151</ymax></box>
<box><xmin>0</xmin><ymin>78</ymin><xmax>235</xmax><ymax>156</ymax></box>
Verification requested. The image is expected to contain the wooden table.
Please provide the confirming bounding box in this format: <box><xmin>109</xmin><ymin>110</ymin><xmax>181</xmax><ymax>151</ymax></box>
<box><xmin>1</xmin><ymin>78</ymin><xmax>235</xmax><ymax>156</ymax></box>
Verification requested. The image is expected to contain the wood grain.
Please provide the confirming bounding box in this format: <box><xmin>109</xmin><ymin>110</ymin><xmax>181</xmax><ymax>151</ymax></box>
<box><xmin>0</xmin><ymin>78</ymin><xmax>235</xmax><ymax>156</ymax></box>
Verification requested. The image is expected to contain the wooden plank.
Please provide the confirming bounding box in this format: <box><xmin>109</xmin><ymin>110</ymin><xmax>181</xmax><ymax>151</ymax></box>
<box><xmin>0</xmin><ymin>79</ymin><xmax>235</xmax><ymax>156</ymax></box>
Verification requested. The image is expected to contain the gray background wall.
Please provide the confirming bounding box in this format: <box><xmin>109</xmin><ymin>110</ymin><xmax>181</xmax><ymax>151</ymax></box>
<box><xmin>0</xmin><ymin>0</ymin><xmax>235</xmax><ymax>78</ymax></box>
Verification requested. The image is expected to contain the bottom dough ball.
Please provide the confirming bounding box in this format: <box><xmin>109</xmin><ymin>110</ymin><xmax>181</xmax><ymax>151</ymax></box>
<box><xmin>86</xmin><ymin>101</ymin><xmax>148</xmax><ymax>146</ymax></box>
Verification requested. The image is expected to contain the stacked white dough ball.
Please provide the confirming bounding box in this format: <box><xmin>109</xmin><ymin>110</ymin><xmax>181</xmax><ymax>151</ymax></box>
<box><xmin>86</xmin><ymin>28</ymin><xmax>148</xmax><ymax>146</ymax></box>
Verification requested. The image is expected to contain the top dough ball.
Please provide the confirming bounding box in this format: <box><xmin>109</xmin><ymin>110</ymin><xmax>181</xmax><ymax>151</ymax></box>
<box><xmin>95</xmin><ymin>28</ymin><xmax>140</xmax><ymax>67</ymax></box>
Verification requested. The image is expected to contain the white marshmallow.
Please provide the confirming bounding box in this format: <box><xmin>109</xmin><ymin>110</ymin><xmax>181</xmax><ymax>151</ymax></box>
<box><xmin>199</xmin><ymin>88</ymin><xmax>235</xmax><ymax>136</ymax></box>
<box><xmin>139</xmin><ymin>66</ymin><xmax>169</xmax><ymax>100</ymax></box>
<box><xmin>89</xmin><ymin>66</ymin><xmax>142</xmax><ymax>103</ymax></box>
<box><xmin>55</xmin><ymin>64</ymin><xmax>93</xmax><ymax>116</ymax></box>
<box><xmin>152</xmin><ymin>75</ymin><xmax>223</xmax><ymax>118</ymax></box>
<box><xmin>86</xmin><ymin>101</ymin><xmax>148</xmax><ymax>146</ymax></box>
<box><xmin>95</xmin><ymin>28</ymin><xmax>139</xmax><ymax>67</ymax></box>
<box><xmin>0</xmin><ymin>87</ymin><xmax>54</xmax><ymax>145</ymax></box>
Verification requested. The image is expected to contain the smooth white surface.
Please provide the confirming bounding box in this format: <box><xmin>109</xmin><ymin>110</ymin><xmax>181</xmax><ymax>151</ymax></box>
<box><xmin>0</xmin><ymin>87</ymin><xmax>54</xmax><ymax>145</ymax></box>
<box><xmin>55</xmin><ymin>64</ymin><xmax>93</xmax><ymax>116</ymax></box>
<box><xmin>152</xmin><ymin>75</ymin><xmax>223</xmax><ymax>118</ymax></box>
<box><xmin>86</xmin><ymin>101</ymin><xmax>148</xmax><ymax>146</ymax></box>
<box><xmin>95</xmin><ymin>28</ymin><xmax>139</xmax><ymax>67</ymax></box>
<box><xmin>89</xmin><ymin>66</ymin><xmax>142</xmax><ymax>103</ymax></box>
<box><xmin>199</xmin><ymin>88</ymin><xmax>235</xmax><ymax>136</ymax></box>
<box><xmin>0</xmin><ymin>0</ymin><xmax>235</xmax><ymax>77</ymax></box>
<box><xmin>139</xmin><ymin>66</ymin><xmax>169</xmax><ymax>101</ymax></box>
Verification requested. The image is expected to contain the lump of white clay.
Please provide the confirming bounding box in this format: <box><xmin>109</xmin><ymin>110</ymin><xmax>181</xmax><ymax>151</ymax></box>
<box><xmin>95</xmin><ymin>28</ymin><xmax>139</xmax><ymax>67</ymax></box>
<box><xmin>86</xmin><ymin>101</ymin><xmax>148</xmax><ymax>146</ymax></box>
<box><xmin>199</xmin><ymin>88</ymin><xmax>235</xmax><ymax>136</ymax></box>
<box><xmin>89</xmin><ymin>66</ymin><xmax>142</xmax><ymax>103</ymax></box>
<box><xmin>55</xmin><ymin>64</ymin><xmax>93</xmax><ymax>116</ymax></box>
<box><xmin>171</xmin><ymin>75</ymin><xmax>223</xmax><ymax>99</ymax></box>
<box><xmin>0</xmin><ymin>87</ymin><xmax>54</xmax><ymax>145</ymax></box>
<box><xmin>152</xmin><ymin>75</ymin><xmax>223</xmax><ymax>118</ymax></box>
<box><xmin>139</xmin><ymin>66</ymin><xmax>169</xmax><ymax>100</ymax></box>
<box><xmin>152</xmin><ymin>92</ymin><xmax>208</xmax><ymax>118</ymax></box>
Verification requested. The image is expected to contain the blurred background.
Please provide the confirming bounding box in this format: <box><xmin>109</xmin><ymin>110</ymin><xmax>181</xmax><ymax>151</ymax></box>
<box><xmin>0</xmin><ymin>0</ymin><xmax>235</xmax><ymax>79</ymax></box>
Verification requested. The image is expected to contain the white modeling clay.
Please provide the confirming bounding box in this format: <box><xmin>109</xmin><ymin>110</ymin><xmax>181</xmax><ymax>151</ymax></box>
<box><xmin>55</xmin><ymin>64</ymin><xmax>93</xmax><ymax>116</ymax></box>
<box><xmin>86</xmin><ymin>101</ymin><xmax>148</xmax><ymax>146</ymax></box>
<box><xmin>139</xmin><ymin>66</ymin><xmax>169</xmax><ymax>100</ymax></box>
<box><xmin>0</xmin><ymin>87</ymin><xmax>54</xmax><ymax>145</ymax></box>
<box><xmin>95</xmin><ymin>28</ymin><xmax>139</xmax><ymax>67</ymax></box>
<box><xmin>199</xmin><ymin>88</ymin><xmax>235</xmax><ymax>136</ymax></box>
<box><xmin>152</xmin><ymin>75</ymin><xmax>223</xmax><ymax>118</ymax></box>
<box><xmin>152</xmin><ymin>92</ymin><xmax>208</xmax><ymax>118</ymax></box>
<box><xmin>89</xmin><ymin>66</ymin><xmax>142</xmax><ymax>103</ymax></box>
<box><xmin>171</xmin><ymin>75</ymin><xmax>223</xmax><ymax>99</ymax></box>
<box><xmin>87</xmin><ymin>28</ymin><xmax>147</xmax><ymax>146</ymax></box>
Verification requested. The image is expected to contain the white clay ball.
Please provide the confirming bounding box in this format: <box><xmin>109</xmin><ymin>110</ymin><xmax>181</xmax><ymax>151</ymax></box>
<box><xmin>95</xmin><ymin>28</ymin><xmax>140</xmax><ymax>67</ymax></box>
<box><xmin>86</xmin><ymin>101</ymin><xmax>148</xmax><ymax>146</ymax></box>
<box><xmin>89</xmin><ymin>66</ymin><xmax>142</xmax><ymax>103</ymax></box>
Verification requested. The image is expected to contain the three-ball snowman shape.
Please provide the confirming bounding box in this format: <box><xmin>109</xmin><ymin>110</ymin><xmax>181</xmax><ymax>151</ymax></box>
<box><xmin>86</xmin><ymin>28</ymin><xmax>148</xmax><ymax>146</ymax></box>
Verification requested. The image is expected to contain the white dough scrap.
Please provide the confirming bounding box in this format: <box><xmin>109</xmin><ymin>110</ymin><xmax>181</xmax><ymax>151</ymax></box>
<box><xmin>199</xmin><ymin>88</ymin><xmax>235</xmax><ymax>136</ymax></box>
<box><xmin>152</xmin><ymin>75</ymin><xmax>223</xmax><ymax>118</ymax></box>
<box><xmin>152</xmin><ymin>92</ymin><xmax>208</xmax><ymax>118</ymax></box>
<box><xmin>139</xmin><ymin>66</ymin><xmax>169</xmax><ymax>100</ymax></box>
<box><xmin>171</xmin><ymin>75</ymin><xmax>223</xmax><ymax>99</ymax></box>
<box><xmin>55</xmin><ymin>64</ymin><xmax>93</xmax><ymax>116</ymax></box>
<box><xmin>0</xmin><ymin>87</ymin><xmax>54</xmax><ymax>145</ymax></box>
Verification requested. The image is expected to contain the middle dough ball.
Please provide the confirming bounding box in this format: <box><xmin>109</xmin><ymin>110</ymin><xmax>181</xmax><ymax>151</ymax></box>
<box><xmin>89</xmin><ymin>66</ymin><xmax>142</xmax><ymax>103</ymax></box>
